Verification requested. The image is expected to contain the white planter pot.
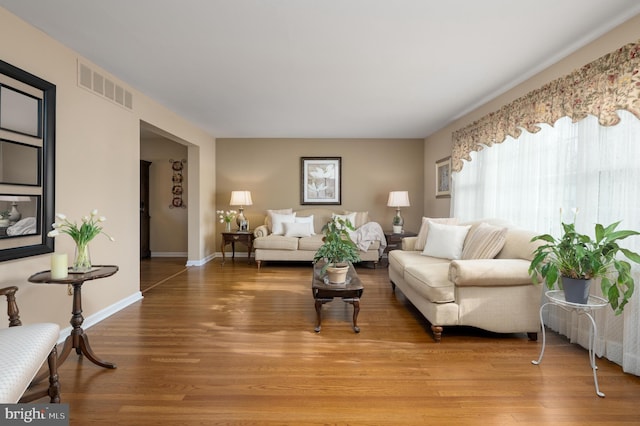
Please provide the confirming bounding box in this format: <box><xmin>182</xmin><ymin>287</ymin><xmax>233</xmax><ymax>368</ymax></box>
<box><xmin>326</xmin><ymin>264</ymin><xmax>349</xmax><ymax>284</ymax></box>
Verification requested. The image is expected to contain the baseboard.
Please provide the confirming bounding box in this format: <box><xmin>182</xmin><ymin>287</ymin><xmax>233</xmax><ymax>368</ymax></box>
<box><xmin>56</xmin><ymin>291</ymin><xmax>143</xmax><ymax>344</ymax></box>
<box><xmin>186</xmin><ymin>253</ymin><xmax>216</xmax><ymax>267</ymax></box>
<box><xmin>151</xmin><ymin>251</ymin><xmax>188</xmax><ymax>258</ymax></box>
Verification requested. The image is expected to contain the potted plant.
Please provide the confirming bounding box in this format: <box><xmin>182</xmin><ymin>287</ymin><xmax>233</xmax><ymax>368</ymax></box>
<box><xmin>528</xmin><ymin>212</ymin><xmax>640</xmax><ymax>314</ymax></box>
<box><xmin>313</xmin><ymin>217</ymin><xmax>361</xmax><ymax>284</ymax></box>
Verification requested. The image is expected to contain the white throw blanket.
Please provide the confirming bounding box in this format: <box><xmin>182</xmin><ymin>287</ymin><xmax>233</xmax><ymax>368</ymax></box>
<box><xmin>348</xmin><ymin>221</ymin><xmax>387</xmax><ymax>256</ymax></box>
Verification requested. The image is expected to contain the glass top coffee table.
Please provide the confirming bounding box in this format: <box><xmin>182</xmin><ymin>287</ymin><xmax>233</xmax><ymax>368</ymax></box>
<box><xmin>311</xmin><ymin>262</ymin><xmax>364</xmax><ymax>333</ymax></box>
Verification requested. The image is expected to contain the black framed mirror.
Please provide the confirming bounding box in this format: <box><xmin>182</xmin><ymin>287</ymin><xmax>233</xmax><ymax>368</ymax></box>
<box><xmin>0</xmin><ymin>60</ymin><xmax>55</xmax><ymax>261</ymax></box>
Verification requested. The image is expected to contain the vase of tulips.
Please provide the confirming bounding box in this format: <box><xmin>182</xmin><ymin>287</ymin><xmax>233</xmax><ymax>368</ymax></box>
<box><xmin>47</xmin><ymin>209</ymin><xmax>114</xmax><ymax>272</ymax></box>
<box><xmin>217</xmin><ymin>210</ymin><xmax>237</xmax><ymax>232</ymax></box>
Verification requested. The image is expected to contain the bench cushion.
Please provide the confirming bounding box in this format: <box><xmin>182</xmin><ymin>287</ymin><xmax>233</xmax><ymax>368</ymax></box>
<box><xmin>0</xmin><ymin>323</ymin><xmax>60</xmax><ymax>403</ymax></box>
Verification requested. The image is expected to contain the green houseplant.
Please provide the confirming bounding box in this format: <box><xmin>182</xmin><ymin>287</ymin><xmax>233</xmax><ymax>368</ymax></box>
<box><xmin>528</xmin><ymin>213</ymin><xmax>640</xmax><ymax>314</ymax></box>
<box><xmin>313</xmin><ymin>217</ymin><xmax>361</xmax><ymax>284</ymax></box>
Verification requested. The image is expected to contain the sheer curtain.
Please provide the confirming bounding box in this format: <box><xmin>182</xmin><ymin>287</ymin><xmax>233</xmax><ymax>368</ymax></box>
<box><xmin>452</xmin><ymin>110</ymin><xmax>640</xmax><ymax>375</ymax></box>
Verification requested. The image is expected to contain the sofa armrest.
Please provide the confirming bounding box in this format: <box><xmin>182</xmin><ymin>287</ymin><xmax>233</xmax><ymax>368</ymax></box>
<box><xmin>449</xmin><ymin>259</ymin><xmax>533</xmax><ymax>287</ymax></box>
<box><xmin>254</xmin><ymin>225</ymin><xmax>269</xmax><ymax>238</ymax></box>
<box><xmin>402</xmin><ymin>236</ymin><xmax>418</xmax><ymax>251</ymax></box>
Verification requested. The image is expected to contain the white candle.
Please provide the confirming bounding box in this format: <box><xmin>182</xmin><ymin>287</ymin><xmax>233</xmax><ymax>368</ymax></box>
<box><xmin>51</xmin><ymin>253</ymin><xmax>68</xmax><ymax>279</ymax></box>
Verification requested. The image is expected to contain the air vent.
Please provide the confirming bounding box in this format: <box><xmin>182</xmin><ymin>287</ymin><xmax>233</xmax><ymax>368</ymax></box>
<box><xmin>77</xmin><ymin>60</ymin><xmax>133</xmax><ymax>110</ymax></box>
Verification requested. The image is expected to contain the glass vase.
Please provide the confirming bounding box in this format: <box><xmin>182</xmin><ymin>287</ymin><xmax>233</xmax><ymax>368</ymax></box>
<box><xmin>225</xmin><ymin>221</ymin><xmax>231</xmax><ymax>232</ymax></box>
<box><xmin>73</xmin><ymin>243</ymin><xmax>92</xmax><ymax>273</ymax></box>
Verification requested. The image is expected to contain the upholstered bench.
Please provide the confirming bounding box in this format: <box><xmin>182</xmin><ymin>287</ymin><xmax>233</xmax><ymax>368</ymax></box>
<box><xmin>0</xmin><ymin>286</ymin><xmax>61</xmax><ymax>403</ymax></box>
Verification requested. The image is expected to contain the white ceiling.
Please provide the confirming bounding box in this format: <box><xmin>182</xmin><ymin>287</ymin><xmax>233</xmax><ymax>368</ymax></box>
<box><xmin>2</xmin><ymin>1</ymin><xmax>640</xmax><ymax>139</ymax></box>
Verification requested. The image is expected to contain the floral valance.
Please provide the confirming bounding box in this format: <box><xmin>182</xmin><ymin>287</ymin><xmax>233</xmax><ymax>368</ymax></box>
<box><xmin>451</xmin><ymin>38</ymin><xmax>640</xmax><ymax>172</ymax></box>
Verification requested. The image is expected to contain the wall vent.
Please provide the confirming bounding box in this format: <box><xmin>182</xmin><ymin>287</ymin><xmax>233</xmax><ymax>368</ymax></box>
<box><xmin>77</xmin><ymin>61</ymin><xmax>133</xmax><ymax>110</ymax></box>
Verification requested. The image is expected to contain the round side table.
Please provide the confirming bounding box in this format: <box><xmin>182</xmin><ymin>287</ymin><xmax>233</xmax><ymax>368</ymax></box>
<box><xmin>532</xmin><ymin>290</ymin><xmax>608</xmax><ymax>397</ymax></box>
<box><xmin>28</xmin><ymin>265</ymin><xmax>119</xmax><ymax>375</ymax></box>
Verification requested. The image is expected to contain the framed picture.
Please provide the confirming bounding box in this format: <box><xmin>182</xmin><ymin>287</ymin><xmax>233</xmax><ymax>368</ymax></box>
<box><xmin>435</xmin><ymin>156</ymin><xmax>451</xmax><ymax>198</ymax></box>
<box><xmin>301</xmin><ymin>157</ymin><xmax>341</xmax><ymax>205</ymax></box>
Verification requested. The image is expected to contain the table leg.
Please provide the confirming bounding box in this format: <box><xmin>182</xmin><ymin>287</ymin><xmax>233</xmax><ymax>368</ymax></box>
<box><xmin>68</xmin><ymin>282</ymin><xmax>117</xmax><ymax>368</ymax></box>
<box><xmin>532</xmin><ymin>302</ymin><xmax>549</xmax><ymax>365</ymax></box>
<box><xmin>352</xmin><ymin>298</ymin><xmax>360</xmax><ymax>333</ymax></box>
<box><xmin>314</xmin><ymin>299</ymin><xmax>323</xmax><ymax>332</ymax></box>
<box><xmin>584</xmin><ymin>312</ymin><xmax>605</xmax><ymax>397</ymax></box>
<box><xmin>221</xmin><ymin>240</ymin><xmax>226</xmax><ymax>265</ymax></box>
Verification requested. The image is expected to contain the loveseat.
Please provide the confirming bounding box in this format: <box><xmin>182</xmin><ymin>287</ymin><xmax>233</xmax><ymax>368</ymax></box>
<box><xmin>388</xmin><ymin>218</ymin><xmax>542</xmax><ymax>342</ymax></box>
<box><xmin>253</xmin><ymin>208</ymin><xmax>386</xmax><ymax>268</ymax></box>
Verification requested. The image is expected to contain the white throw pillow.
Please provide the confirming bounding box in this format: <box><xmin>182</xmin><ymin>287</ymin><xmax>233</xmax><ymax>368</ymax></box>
<box><xmin>283</xmin><ymin>222</ymin><xmax>312</xmax><ymax>238</ymax></box>
<box><xmin>267</xmin><ymin>208</ymin><xmax>293</xmax><ymax>233</ymax></box>
<box><xmin>270</xmin><ymin>212</ymin><xmax>296</xmax><ymax>235</ymax></box>
<box><xmin>422</xmin><ymin>221</ymin><xmax>471</xmax><ymax>260</ymax></box>
<box><xmin>415</xmin><ymin>217</ymin><xmax>459</xmax><ymax>251</ymax></box>
<box><xmin>332</xmin><ymin>212</ymin><xmax>357</xmax><ymax>229</ymax></box>
<box><xmin>295</xmin><ymin>215</ymin><xmax>315</xmax><ymax>235</ymax></box>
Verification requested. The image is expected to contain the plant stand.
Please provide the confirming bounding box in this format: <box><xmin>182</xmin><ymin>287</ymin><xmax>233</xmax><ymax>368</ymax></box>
<box><xmin>532</xmin><ymin>290</ymin><xmax>608</xmax><ymax>397</ymax></box>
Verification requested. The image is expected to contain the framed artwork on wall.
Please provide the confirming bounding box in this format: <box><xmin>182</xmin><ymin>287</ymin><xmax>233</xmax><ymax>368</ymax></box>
<box><xmin>435</xmin><ymin>156</ymin><xmax>451</xmax><ymax>198</ymax></box>
<box><xmin>300</xmin><ymin>157</ymin><xmax>341</xmax><ymax>205</ymax></box>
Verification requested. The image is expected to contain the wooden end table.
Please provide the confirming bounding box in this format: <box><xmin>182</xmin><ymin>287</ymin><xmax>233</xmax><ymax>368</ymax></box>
<box><xmin>221</xmin><ymin>231</ymin><xmax>254</xmax><ymax>265</ymax></box>
<box><xmin>28</xmin><ymin>265</ymin><xmax>119</xmax><ymax>378</ymax></box>
<box><xmin>311</xmin><ymin>262</ymin><xmax>363</xmax><ymax>333</ymax></box>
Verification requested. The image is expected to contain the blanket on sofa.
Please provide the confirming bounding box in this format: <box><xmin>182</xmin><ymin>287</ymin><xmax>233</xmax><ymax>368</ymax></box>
<box><xmin>348</xmin><ymin>221</ymin><xmax>387</xmax><ymax>255</ymax></box>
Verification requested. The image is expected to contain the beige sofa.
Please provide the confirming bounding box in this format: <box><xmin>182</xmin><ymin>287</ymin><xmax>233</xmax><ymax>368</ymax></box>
<box><xmin>253</xmin><ymin>208</ymin><xmax>385</xmax><ymax>268</ymax></box>
<box><xmin>388</xmin><ymin>218</ymin><xmax>541</xmax><ymax>342</ymax></box>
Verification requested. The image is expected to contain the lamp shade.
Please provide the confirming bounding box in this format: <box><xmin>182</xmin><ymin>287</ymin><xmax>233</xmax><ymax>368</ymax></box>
<box><xmin>387</xmin><ymin>191</ymin><xmax>410</xmax><ymax>207</ymax></box>
<box><xmin>229</xmin><ymin>190</ymin><xmax>253</xmax><ymax>206</ymax></box>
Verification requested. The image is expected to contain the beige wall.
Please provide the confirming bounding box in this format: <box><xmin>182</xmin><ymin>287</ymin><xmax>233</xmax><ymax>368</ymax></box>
<box><xmin>423</xmin><ymin>13</ymin><xmax>640</xmax><ymax>218</ymax></box>
<box><xmin>0</xmin><ymin>7</ymin><xmax>216</xmax><ymax>328</ymax></box>
<box><xmin>140</xmin><ymin>137</ymin><xmax>189</xmax><ymax>255</ymax></box>
<box><xmin>216</xmin><ymin>138</ymin><xmax>424</xmax><ymax>250</ymax></box>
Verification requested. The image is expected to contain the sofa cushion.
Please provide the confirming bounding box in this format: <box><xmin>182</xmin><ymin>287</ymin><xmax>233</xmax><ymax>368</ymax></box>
<box><xmin>297</xmin><ymin>234</ymin><xmax>325</xmax><ymax>251</ymax></box>
<box><xmin>294</xmin><ymin>215</ymin><xmax>315</xmax><ymax>235</ymax></box>
<box><xmin>449</xmin><ymin>259</ymin><xmax>533</xmax><ymax>286</ymax></box>
<box><xmin>253</xmin><ymin>235</ymin><xmax>299</xmax><ymax>251</ymax></box>
<box><xmin>415</xmin><ymin>217</ymin><xmax>459</xmax><ymax>251</ymax></box>
<box><xmin>266</xmin><ymin>208</ymin><xmax>293</xmax><ymax>233</ymax></box>
<box><xmin>283</xmin><ymin>222</ymin><xmax>312</xmax><ymax>238</ymax></box>
<box><xmin>461</xmin><ymin>222</ymin><xmax>508</xmax><ymax>259</ymax></box>
<box><xmin>344</xmin><ymin>211</ymin><xmax>369</xmax><ymax>228</ymax></box>
<box><xmin>270</xmin><ymin>212</ymin><xmax>296</xmax><ymax>235</ymax></box>
<box><xmin>422</xmin><ymin>222</ymin><xmax>471</xmax><ymax>260</ymax></box>
<box><xmin>389</xmin><ymin>250</ymin><xmax>448</xmax><ymax>270</ymax></box>
<box><xmin>332</xmin><ymin>212</ymin><xmax>357</xmax><ymax>228</ymax></box>
<box><xmin>404</xmin><ymin>263</ymin><xmax>455</xmax><ymax>303</ymax></box>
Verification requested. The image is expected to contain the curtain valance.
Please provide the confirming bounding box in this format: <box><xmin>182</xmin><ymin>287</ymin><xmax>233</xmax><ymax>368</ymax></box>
<box><xmin>451</xmin><ymin>39</ymin><xmax>640</xmax><ymax>172</ymax></box>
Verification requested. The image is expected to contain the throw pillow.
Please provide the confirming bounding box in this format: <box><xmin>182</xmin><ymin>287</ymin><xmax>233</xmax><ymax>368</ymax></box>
<box><xmin>295</xmin><ymin>215</ymin><xmax>315</xmax><ymax>235</ymax></box>
<box><xmin>415</xmin><ymin>217</ymin><xmax>459</xmax><ymax>251</ymax></box>
<box><xmin>270</xmin><ymin>212</ymin><xmax>296</xmax><ymax>235</ymax></box>
<box><xmin>461</xmin><ymin>222</ymin><xmax>508</xmax><ymax>259</ymax></box>
<box><xmin>283</xmin><ymin>222</ymin><xmax>312</xmax><ymax>238</ymax></box>
<box><xmin>422</xmin><ymin>221</ymin><xmax>471</xmax><ymax>260</ymax></box>
<box><xmin>344</xmin><ymin>211</ymin><xmax>369</xmax><ymax>228</ymax></box>
<box><xmin>266</xmin><ymin>208</ymin><xmax>293</xmax><ymax>233</ymax></box>
<box><xmin>332</xmin><ymin>212</ymin><xmax>357</xmax><ymax>229</ymax></box>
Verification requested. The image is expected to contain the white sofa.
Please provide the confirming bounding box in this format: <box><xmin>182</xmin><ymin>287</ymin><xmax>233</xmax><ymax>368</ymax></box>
<box><xmin>253</xmin><ymin>208</ymin><xmax>385</xmax><ymax>268</ymax></box>
<box><xmin>388</xmin><ymin>218</ymin><xmax>542</xmax><ymax>342</ymax></box>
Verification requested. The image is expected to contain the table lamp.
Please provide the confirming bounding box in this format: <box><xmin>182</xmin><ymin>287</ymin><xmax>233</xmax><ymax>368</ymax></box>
<box><xmin>230</xmin><ymin>190</ymin><xmax>253</xmax><ymax>230</ymax></box>
<box><xmin>387</xmin><ymin>191</ymin><xmax>410</xmax><ymax>233</ymax></box>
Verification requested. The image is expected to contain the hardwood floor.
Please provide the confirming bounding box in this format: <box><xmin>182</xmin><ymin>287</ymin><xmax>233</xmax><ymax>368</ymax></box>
<box><xmin>139</xmin><ymin>257</ymin><xmax>187</xmax><ymax>293</ymax></box>
<box><xmin>40</xmin><ymin>259</ymin><xmax>640</xmax><ymax>425</ymax></box>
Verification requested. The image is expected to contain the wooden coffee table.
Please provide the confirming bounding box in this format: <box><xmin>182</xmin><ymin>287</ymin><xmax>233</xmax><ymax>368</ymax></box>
<box><xmin>311</xmin><ymin>262</ymin><xmax>363</xmax><ymax>333</ymax></box>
